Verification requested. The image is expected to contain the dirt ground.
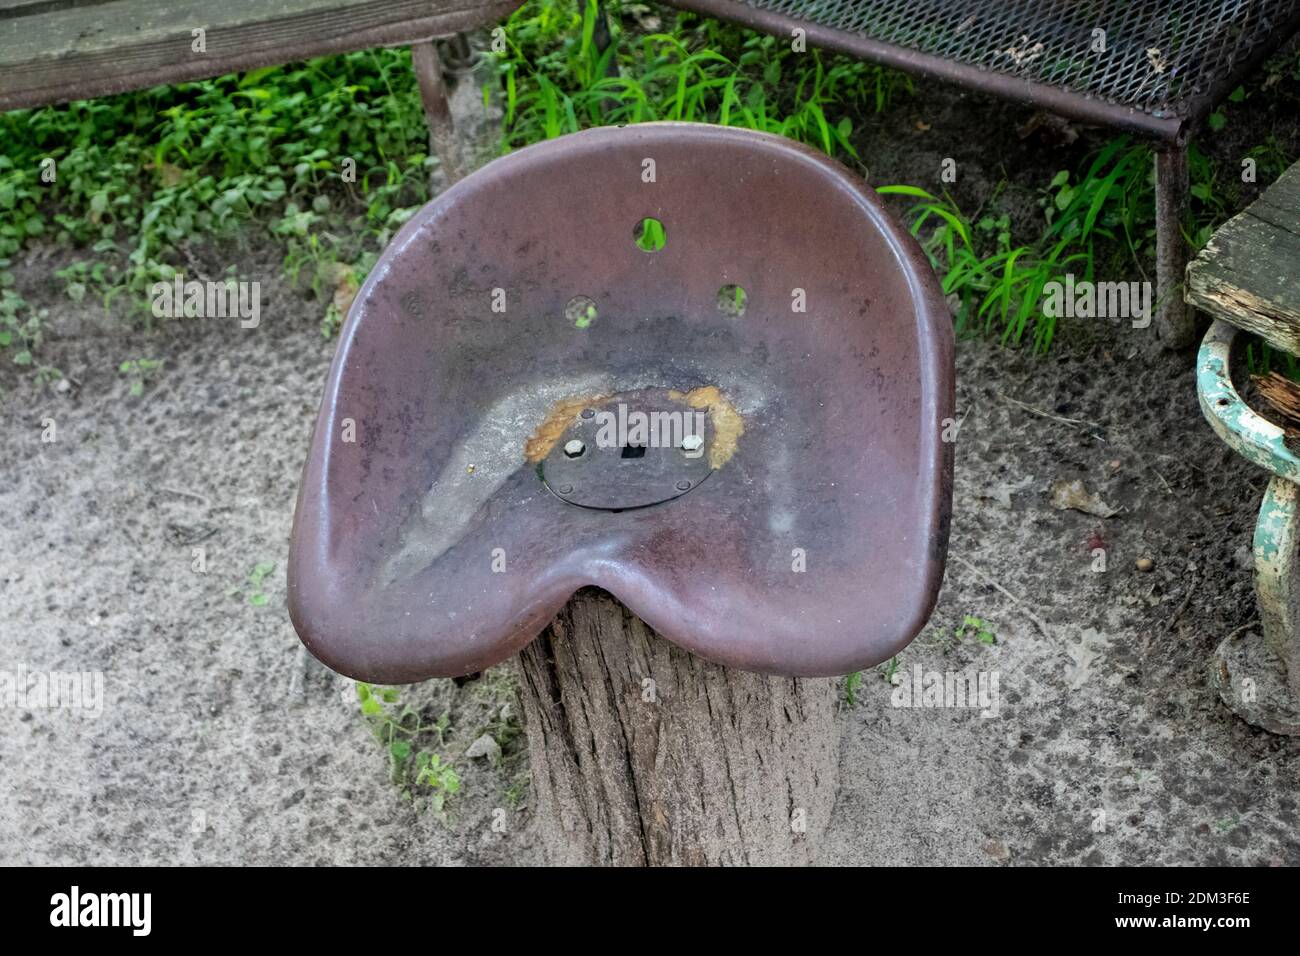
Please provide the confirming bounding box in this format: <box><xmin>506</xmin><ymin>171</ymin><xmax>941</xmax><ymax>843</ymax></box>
<box><xmin>3</xmin><ymin>58</ymin><xmax>1300</xmax><ymax>867</ymax></box>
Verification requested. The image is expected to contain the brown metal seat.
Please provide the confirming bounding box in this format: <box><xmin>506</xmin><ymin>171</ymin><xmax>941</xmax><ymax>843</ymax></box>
<box><xmin>288</xmin><ymin>123</ymin><xmax>953</xmax><ymax>681</ymax></box>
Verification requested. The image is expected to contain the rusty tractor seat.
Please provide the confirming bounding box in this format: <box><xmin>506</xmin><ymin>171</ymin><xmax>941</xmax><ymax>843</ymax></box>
<box><xmin>288</xmin><ymin>123</ymin><xmax>954</xmax><ymax>681</ymax></box>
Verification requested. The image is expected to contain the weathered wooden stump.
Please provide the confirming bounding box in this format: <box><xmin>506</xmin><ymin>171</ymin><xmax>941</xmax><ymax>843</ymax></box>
<box><xmin>516</xmin><ymin>589</ymin><xmax>839</xmax><ymax>866</ymax></box>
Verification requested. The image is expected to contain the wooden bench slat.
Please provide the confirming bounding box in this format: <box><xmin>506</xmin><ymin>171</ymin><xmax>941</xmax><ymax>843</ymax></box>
<box><xmin>0</xmin><ymin>0</ymin><xmax>520</xmax><ymax>110</ymax></box>
<box><xmin>1186</xmin><ymin>163</ymin><xmax>1300</xmax><ymax>355</ymax></box>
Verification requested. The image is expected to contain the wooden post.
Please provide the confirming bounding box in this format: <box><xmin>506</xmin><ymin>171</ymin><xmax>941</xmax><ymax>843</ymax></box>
<box><xmin>516</xmin><ymin>588</ymin><xmax>840</xmax><ymax>866</ymax></box>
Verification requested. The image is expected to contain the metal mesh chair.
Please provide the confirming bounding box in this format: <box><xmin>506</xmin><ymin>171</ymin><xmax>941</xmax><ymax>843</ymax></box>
<box><xmin>660</xmin><ymin>0</ymin><xmax>1300</xmax><ymax>347</ymax></box>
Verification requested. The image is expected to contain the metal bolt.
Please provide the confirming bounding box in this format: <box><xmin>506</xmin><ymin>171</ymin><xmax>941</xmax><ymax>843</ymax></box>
<box><xmin>675</xmin><ymin>480</ymin><xmax>691</xmax><ymax>492</ymax></box>
<box><xmin>563</xmin><ymin>439</ymin><xmax>585</xmax><ymax>458</ymax></box>
<box><xmin>581</xmin><ymin>408</ymin><xmax>595</xmax><ymax>419</ymax></box>
<box><xmin>558</xmin><ymin>484</ymin><xmax>574</xmax><ymax>495</ymax></box>
<box><xmin>681</xmin><ymin>435</ymin><xmax>704</xmax><ymax>453</ymax></box>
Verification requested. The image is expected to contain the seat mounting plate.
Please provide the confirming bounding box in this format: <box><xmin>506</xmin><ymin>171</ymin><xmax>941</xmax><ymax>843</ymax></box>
<box><xmin>540</xmin><ymin>390</ymin><xmax>713</xmax><ymax>510</ymax></box>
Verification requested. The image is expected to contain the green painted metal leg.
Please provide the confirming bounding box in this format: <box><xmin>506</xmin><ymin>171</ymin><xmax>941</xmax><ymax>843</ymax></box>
<box><xmin>1200</xmin><ymin>320</ymin><xmax>1300</xmax><ymax>733</ymax></box>
<box><xmin>1254</xmin><ymin>476</ymin><xmax>1300</xmax><ymax>668</ymax></box>
<box><xmin>1212</xmin><ymin>476</ymin><xmax>1300</xmax><ymax>735</ymax></box>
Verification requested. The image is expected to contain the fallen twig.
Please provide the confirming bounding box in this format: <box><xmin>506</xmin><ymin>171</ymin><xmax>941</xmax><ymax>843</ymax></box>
<box><xmin>997</xmin><ymin>391</ymin><xmax>1107</xmax><ymax>440</ymax></box>
<box><xmin>1165</xmin><ymin>566</ymin><xmax>1200</xmax><ymax>628</ymax></box>
<box><xmin>159</xmin><ymin>486</ymin><xmax>210</xmax><ymax>507</ymax></box>
<box><xmin>950</xmin><ymin>553</ymin><xmax>1053</xmax><ymax>638</ymax></box>
<box><xmin>1222</xmin><ymin>619</ymin><xmax>1260</xmax><ymax>643</ymax></box>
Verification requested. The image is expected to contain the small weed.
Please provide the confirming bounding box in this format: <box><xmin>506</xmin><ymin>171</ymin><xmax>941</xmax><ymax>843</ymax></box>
<box><xmin>955</xmin><ymin>614</ymin><xmax>997</xmax><ymax>645</ymax></box>
<box><xmin>118</xmin><ymin>357</ymin><xmax>163</xmax><ymax>396</ymax></box>
<box><xmin>228</xmin><ymin>561</ymin><xmax>275</xmax><ymax>605</ymax></box>
<box><xmin>842</xmin><ymin>670</ymin><xmax>862</xmax><ymax>705</ymax></box>
<box><xmin>923</xmin><ymin>614</ymin><xmax>997</xmax><ymax>653</ymax></box>
<box><xmin>503</xmin><ymin>770</ymin><xmax>532</xmax><ymax>809</ymax></box>
<box><xmin>1247</xmin><ymin>340</ymin><xmax>1300</xmax><ymax>380</ymax></box>
<box><xmin>246</xmin><ymin>561</ymin><xmax>275</xmax><ymax>606</ymax></box>
<box><xmin>33</xmin><ymin>365</ymin><xmax>63</xmax><ymax>388</ymax></box>
<box><xmin>356</xmin><ymin>682</ymin><xmax>462</xmax><ymax>820</ymax></box>
<box><xmin>881</xmin><ymin>656</ymin><xmax>901</xmax><ymax>684</ymax></box>
<box><xmin>413</xmin><ymin>752</ymin><xmax>462</xmax><ymax>818</ymax></box>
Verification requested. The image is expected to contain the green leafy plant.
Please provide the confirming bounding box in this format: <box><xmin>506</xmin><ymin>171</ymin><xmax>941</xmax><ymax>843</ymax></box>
<box><xmin>0</xmin><ymin>44</ymin><xmax>435</xmax><ymax>359</ymax></box>
<box><xmin>356</xmin><ymin>682</ymin><xmax>461</xmax><ymax>819</ymax></box>
<box><xmin>414</xmin><ymin>752</ymin><xmax>462</xmax><ymax>818</ymax></box>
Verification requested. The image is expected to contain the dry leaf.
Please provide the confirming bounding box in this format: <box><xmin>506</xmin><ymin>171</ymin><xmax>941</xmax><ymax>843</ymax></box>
<box><xmin>330</xmin><ymin>263</ymin><xmax>360</xmax><ymax>316</ymax></box>
<box><xmin>158</xmin><ymin>162</ymin><xmax>185</xmax><ymax>187</ymax></box>
<box><xmin>1002</xmin><ymin>35</ymin><xmax>1044</xmax><ymax>66</ymax></box>
<box><xmin>1050</xmin><ymin>478</ymin><xmax>1118</xmax><ymax>518</ymax></box>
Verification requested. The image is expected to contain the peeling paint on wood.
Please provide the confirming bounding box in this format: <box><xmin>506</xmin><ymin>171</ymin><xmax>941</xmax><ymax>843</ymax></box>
<box><xmin>1186</xmin><ymin>163</ymin><xmax>1300</xmax><ymax>352</ymax></box>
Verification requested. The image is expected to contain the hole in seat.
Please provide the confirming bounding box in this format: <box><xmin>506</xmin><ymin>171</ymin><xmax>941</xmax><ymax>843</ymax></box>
<box><xmin>633</xmin><ymin>217</ymin><xmax>665</xmax><ymax>253</ymax></box>
<box><xmin>621</xmin><ymin>444</ymin><xmax>647</xmax><ymax>459</ymax></box>
<box><xmin>717</xmin><ymin>284</ymin><xmax>747</xmax><ymax>318</ymax></box>
<box><xmin>566</xmin><ymin>295</ymin><xmax>597</xmax><ymax>328</ymax></box>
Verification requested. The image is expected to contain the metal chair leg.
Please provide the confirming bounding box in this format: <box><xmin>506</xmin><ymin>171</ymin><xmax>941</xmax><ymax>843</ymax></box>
<box><xmin>1212</xmin><ymin>475</ymin><xmax>1300</xmax><ymax>735</ymax></box>
<box><xmin>1155</xmin><ymin>145</ymin><xmax>1194</xmax><ymax>349</ymax></box>
<box><xmin>593</xmin><ymin>1</ymin><xmax>621</xmax><ymax>116</ymax></box>
<box><xmin>411</xmin><ymin>40</ymin><xmax>461</xmax><ymax>186</ymax></box>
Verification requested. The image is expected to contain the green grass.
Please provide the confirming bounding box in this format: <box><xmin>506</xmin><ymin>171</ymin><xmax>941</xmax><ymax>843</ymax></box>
<box><xmin>2</xmin><ymin>0</ymin><xmax>1297</xmax><ymax>369</ymax></box>
<box><xmin>495</xmin><ymin>0</ymin><xmax>905</xmax><ymax>155</ymax></box>
<box><xmin>880</xmin><ymin>131</ymin><xmax>1294</xmax><ymax>352</ymax></box>
<box><xmin>877</xmin><ymin>136</ymin><xmax>1155</xmax><ymax>352</ymax></box>
<box><xmin>1</xmin><ymin>46</ymin><xmax>434</xmax><ymax>362</ymax></box>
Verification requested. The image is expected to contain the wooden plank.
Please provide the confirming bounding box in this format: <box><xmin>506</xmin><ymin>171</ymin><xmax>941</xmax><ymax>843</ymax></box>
<box><xmin>0</xmin><ymin>0</ymin><xmax>521</xmax><ymax>110</ymax></box>
<box><xmin>1186</xmin><ymin>162</ymin><xmax>1300</xmax><ymax>355</ymax></box>
<box><xmin>0</xmin><ymin>1</ymin><xmax>105</xmax><ymax>12</ymax></box>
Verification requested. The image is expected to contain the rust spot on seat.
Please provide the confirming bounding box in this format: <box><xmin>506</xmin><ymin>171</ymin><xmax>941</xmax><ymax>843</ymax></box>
<box><xmin>669</xmin><ymin>385</ymin><xmax>744</xmax><ymax>469</ymax></box>
<box><xmin>525</xmin><ymin>394</ymin><xmax>609</xmax><ymax>463</ymax></box>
